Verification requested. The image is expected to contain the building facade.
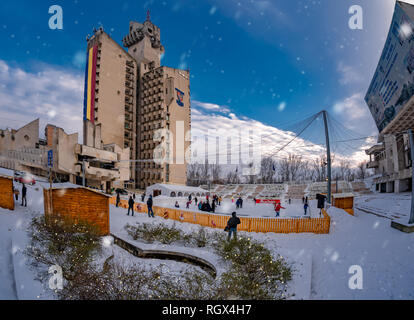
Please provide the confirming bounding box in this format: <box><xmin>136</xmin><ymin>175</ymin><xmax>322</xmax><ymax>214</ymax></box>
<box><xmin>84</xmin><ymin>14</ymin><xmax>191</xmax><ymax>190</ymax></box>
<box><xmin>365</xmin><ymin>1</ymin><xmax>414</xmax><ymax>193</ymax></box>
<box><xmin>0</xmin><ymin>119</ymin><xmax>130</xmax><ymax>192</ymax></box>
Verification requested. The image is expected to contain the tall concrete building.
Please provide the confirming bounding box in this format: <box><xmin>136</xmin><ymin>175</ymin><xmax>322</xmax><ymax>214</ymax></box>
<box><xmin>84</xmin><ymin>13</ymin><xmax>191</xmax><ymax>190</ymax></box>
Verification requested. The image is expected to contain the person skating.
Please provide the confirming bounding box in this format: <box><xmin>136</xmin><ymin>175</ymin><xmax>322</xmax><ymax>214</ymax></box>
<box><xmin>274</xmin><ymin>202</ymin><xmax>285</xmax><ymax>217</ymax></box>
<box><xmin>147</xmin><ymin>195</ymin><xmax>154</xmax><ymax>217</ymax></box>
<box><xmin>226</xmin><ymin>212</ymin><xmax>241</xmax><ymax>241</ymax></box>
<box><xmin>236</xmin><ymin>198</ymin><xmax>240</xmax><ymax>209</ymax></box>
<box><xmin>218</xmin><ymin>196</ymin><xmax>222</xmax><ymax>206</ymax></box>
<box><xmin>212</xmin><ymin>200</ymin><xmax>216</xmax><ymax>213</ymax></box>
<box><xmin>141</xmin><ymin>193</ymin><xmax>145</xmax><ymax>202</ymax></box>
<box><xmin>239</xmin><ymin>197</ymin><xmax>243</xmax><ymax>208</ymax></box>
<box><xmin>21</xmin><ymin>184</ymin><xmax>27</xmax><ymax>207</ymax></box>
<box><xmin>288</xmin><ymin>198</ymin><xmax>291</xmax><ymax>205</ymax></box>
<box><xmin>175</xmin><ymin>201</ymin><xmax>180</xmax><ymax>208</ymax></box>
<box><xmin>186</xmin><ymin>201</ymin><xmax>190</xmax><ymax>209</ymax></box>
<box><xmin>304</xmin><ymin>202</ymin><xmax>309</xmax><ymax>216</ymax></box>
<box><xmin>127</xmin><ymin>196</ymin><xmax>134</xmax><ymax>216</ymax></box>
<box><xmin>198</xmin><ymin>201</ymin><xmax>203</xmax><ymax>210</ymax></box>
<box><xmin>195</xmin><ymin>197</ymin><xmax>198</xmax><ymax>205</ymax></box>
<box><xmin>116</xmin><ymin>192</ymin><xmax>120</xmax><ymax>207</ymax></box>
<box><xmin>302</xmin><ymin>196</ymin><xmax>305</xmax><ymax>204</ymax></box>
<box><xmin>133</xmin><ymin>193</ymin><xmax>136</xmax><ymax>200</ymax></box>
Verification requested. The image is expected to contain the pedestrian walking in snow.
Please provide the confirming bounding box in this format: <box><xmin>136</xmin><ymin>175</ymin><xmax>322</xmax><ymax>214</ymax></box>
<box><xmin>116</xmin><ymin>193</ymin><xmax>120</xmax><ymax>207</ymax></box>
<box><xmin>127</xmin><ymin>196</ymin><xmax>134</xmax><ymax>216</ymax></box>
<box><xmin>13</xmin><ymin>186</ymin><xmax>19</xmax><ymax>201</ymax></box>
<box><xmin>274</xmin><ymin>202</ymin><xmax>285</xmax><ymax>217</ymax></box>
<box><xmin>226</xmin><ymin>212</ymin><xmax>241</xmax><ymax>241</ymax></box>
<box><xmin>304</xmin><ymin>203</ymin><xmax>309</xmax><ymax>216</ymax></box>
<box><xmin>147</xmin><ymin>195</ymin><xmax>154</xmax><ymax>217</ymax></box>
<box><xmin>21</xmin><ymin>184</ymin><xmax>27</xmax><ymax>207</ymax></box>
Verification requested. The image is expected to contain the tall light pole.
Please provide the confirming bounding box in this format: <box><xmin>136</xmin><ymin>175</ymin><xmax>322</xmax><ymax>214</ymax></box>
<box><xmin>322</xmin><ymin>111</ymin><xmax>332</xmax><ymax>204</ymax></box>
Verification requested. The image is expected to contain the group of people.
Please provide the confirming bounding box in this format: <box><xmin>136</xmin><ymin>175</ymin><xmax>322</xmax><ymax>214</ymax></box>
<box><xmin>116</xmin><ymin>191</ymin><xmax>154</xmax><ymax>218</ymax></box>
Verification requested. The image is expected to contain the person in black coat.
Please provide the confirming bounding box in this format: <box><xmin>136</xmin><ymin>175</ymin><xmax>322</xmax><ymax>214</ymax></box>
<box><xmin>141</xmin><ymin>193</ymin><xmax>145</xmax><ymax>202</ymax></box>
<box><xmin>226</xmin><ymin>212</ymin><xmax>241</xmax><ymax>241</ymax></box>
<box><xmin>147</xmin><ymin>195</ymin><xmax>154</xmax><ymax>217</ymax></box>
<box><xmin>116</xmin><ymin>193</ymin><xmax>120</xmax><ymax>207</ymax></box>
<box><xmin>212</xmin><ymin>200</ymin><xmax>216</xmax><ymax>213</ymax></box>
<box><xmin>21</xmin><ymin>184</ymin><xmax>27</xmax><ymax>207</ymax></box>
<box><xmin>127</xmin><ymin>196</ymin><xmax>134</xmax><ymax>216</ymax></box>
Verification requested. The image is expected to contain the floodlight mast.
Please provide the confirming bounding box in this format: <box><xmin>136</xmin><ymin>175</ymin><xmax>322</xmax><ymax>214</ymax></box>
<box><xmin>322</xmin><ymin>110</ymin><xmax>332</xmax><ymax>204</ymax></box>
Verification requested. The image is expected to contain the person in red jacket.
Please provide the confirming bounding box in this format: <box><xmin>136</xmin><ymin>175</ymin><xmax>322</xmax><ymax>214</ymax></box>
<box><xmin>274</xmin><ymin>202</ymin><xmax>285</xmax><ymax>217</ymax></box>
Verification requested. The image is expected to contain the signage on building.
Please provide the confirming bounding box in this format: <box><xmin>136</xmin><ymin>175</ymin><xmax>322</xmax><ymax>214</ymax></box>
<box><xmin>47</xmin><ymin>150</ymin><xmax>53</xmax><ymax>168</ymax></box>
<box><xmin>175</xmin><ymin>88</ymin><xmax>184</xmax><ymax>107</ymax></box>
<box><xmin>365</xmin><ymin>2</ymin><xmax>414</xmax><ymax>133</ymax></box>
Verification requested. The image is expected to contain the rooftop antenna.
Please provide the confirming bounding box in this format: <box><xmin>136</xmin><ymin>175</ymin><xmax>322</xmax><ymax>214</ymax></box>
<box><xmin>147</xmin><ymin>9</ymin><xmax>151</xmax><ymax>21</ymax></box>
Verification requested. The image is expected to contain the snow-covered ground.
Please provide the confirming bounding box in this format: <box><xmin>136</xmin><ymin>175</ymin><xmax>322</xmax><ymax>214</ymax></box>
<box><xmin>355</xmin><ymin>193</ymin><xmax>412</xmax><ymax>224</ymax></box>
<box><xmin>110</xmin><ymin>200</ymin><xmax>414</xmax><ymax>299</ymax></box>
<box><xmin>1</xmin><ymin>168</ymin><xmax>413</xmax><ymax>300</ymax></box>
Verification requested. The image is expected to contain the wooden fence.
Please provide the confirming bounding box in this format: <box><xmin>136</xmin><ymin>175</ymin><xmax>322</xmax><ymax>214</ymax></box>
<box><xmin>110</xmin><ymin>197</ymin><xmax>330</xmax><ymax>234</ymax></box>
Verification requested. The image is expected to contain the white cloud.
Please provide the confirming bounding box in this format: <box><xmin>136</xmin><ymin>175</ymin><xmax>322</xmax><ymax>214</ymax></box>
<box><xmin>337</xmin><ymin>62</ymin><xmax>364</xmax><ymax>86</ymax></box>
<box><xmin>0</xmin><ymin>60</ymin><xmax>83</xmax><ymax>140</ymax></box>
<box><xmin>192</xmin><ymin>100</ymin><xmax>230</xmax><ymax>114</ymax></box>
<box><xmin>332</xmin><ymin>92</ymin><xmax>377</xmax><ymax>134</ymax></box>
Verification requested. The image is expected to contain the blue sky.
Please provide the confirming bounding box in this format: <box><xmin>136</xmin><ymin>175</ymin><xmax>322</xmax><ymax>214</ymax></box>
<box><xmin>0</xmin><ymin>0</ymin><xmax>410</xmax><ymax>164</ymax></box>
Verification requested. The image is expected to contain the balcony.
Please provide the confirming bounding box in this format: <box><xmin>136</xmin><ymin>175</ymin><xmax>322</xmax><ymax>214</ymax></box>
<box><xmin>75</xmin><ymin>144</ymin><xmax>117</xmax><ymax>162</ymax></box>
<box><xmin>366</xmin><ymin>160</ymin><xmax>379</xmax><ymax>169</ymax></box>
<box><xmin>84</xmin><ymin>163</ymin><xmax>120</xmax><ymax>180</ymax></box>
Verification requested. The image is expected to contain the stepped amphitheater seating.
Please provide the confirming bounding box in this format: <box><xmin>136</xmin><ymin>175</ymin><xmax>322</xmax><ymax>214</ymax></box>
<box><xmin>259</xmin><ymin>184</ymin><xmax>285</xmax><ymax>198</ymax></box>
<box><xmin>286</xmin><ymin>184</ymin><xmax>307</xmax><ymax>199</ymax></box>
<box><xmin>351</xmin><ymin>181</ymin><xmax>371</xmax><ymax>194</ymax></box>
<box><xmin>207</xmin><ymin>180</ymin><xmax>370</xmax><ymax>201</ymax></box>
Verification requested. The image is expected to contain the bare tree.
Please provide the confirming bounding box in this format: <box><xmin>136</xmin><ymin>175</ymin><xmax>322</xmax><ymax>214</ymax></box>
<box><xmin>260</xmin><ymin>157</ymin><xmax>276</xmax><ymax>184</ymax></box>
<box><xmin>356</xmin><ymin>161</ymin><xmax>368</xmax><ymax>180</ymax></box>
<box><xmin>338</xmin><ymin>160</ymin><xmax>351</xmax><ymax>181</ymax></box>
<box><xmin>210</xmin><ymin>164</ymin><xmax>222</xmax><ymax>184</ymax></box>
<box><xmin>279</xmin><ymin>154</ymin><xmax>304</xmax><ymax>182</ymax></box>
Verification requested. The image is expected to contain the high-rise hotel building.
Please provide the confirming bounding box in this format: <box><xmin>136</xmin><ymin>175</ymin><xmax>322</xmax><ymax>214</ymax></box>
<box><xmin>83</xmin><ymin>15</ymin><xmax>191</xmax><ymax>189</ymax></box>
